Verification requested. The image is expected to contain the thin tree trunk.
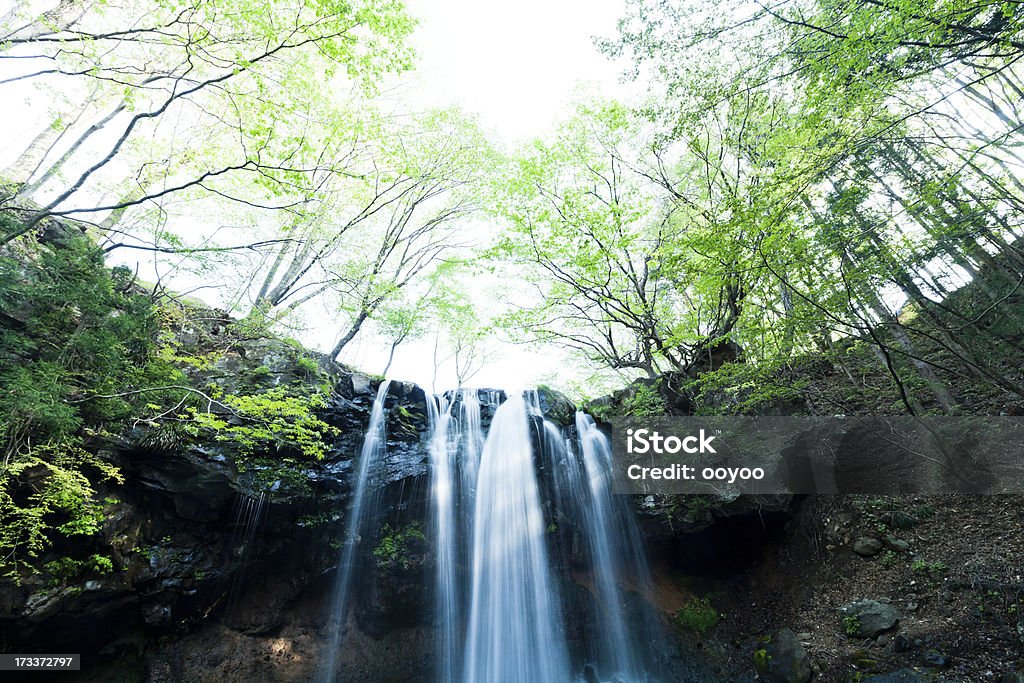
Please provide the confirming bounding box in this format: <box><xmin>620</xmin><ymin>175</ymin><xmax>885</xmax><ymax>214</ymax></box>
<box><xmin>18</xmin><ymin>101</ymin><xmax>125</xmax><ymax>200</ymax></box>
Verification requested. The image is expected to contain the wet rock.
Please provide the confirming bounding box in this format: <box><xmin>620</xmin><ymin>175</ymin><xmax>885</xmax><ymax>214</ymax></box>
<box><xmin>839</xmin><ymin>599</ymin><xmax>899</xmax><ymax>637</ymax></box>
<box><xmin>537</xmin><ymin>386</ymin><xmax>576</xmax><ymax>427</ymax></box>
<box><xmin>754</xmin><ymin>628</ymin><xmax>812</xmax><ymax>683</ymax></box>
<box><xmin>350</xmin><ymin>371</ymin><xmax>372</xmax><ymax>396</ymax></box>
<box><xmin>854</xmin><ymin>537</ymin><xmax>883</xmax><ymax>557</ymax></box>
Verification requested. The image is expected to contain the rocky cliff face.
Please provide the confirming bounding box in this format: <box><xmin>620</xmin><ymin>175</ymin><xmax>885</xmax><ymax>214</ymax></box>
<box><xmin>0</xmin><ymin>323</ymin><xmax>444</xmax><ymax>680</ymax></box>
<box><xmin>0</xmin><ymin>321</ymin><xmax>795</xmax><ymax>682</ymax></box>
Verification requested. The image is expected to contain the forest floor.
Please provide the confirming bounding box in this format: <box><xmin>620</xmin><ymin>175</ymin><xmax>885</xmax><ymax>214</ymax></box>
<box><xmin>653</xmin><ymin>494</ymin><xmax>1024</xmax><ymax>682</ymax></box>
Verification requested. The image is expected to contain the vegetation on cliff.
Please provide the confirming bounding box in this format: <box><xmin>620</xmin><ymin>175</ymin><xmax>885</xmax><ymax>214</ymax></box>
<box><xmin>0</xmin><ymin>222</ymin><xmax>341</xmax><ymax>582</ymax></box>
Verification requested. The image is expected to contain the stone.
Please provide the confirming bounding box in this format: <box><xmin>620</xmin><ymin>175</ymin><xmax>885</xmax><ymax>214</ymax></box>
<box><xmin>922</xmin><ymin>649</ymin><xmax>950</xmax><ymax>669</ymax></box>
<box><xmin>838</xmin><ymin>599</ymin><xmax>899</xmax><ymax>638</ymax></box>
<box><xmin>537</xmin><ymin>386</ymin><xmax>576</xmax><ymax>427</ymax></box>
<box><xmin>754</xmin><ymin>628</ymin><xmax>812</xmax><ymax>683</ymax></box>
<box><xmin>350</xmin><ymin>372</ymin><xmax>372</xmax><ymax>396</ymax></box>
<box><xmin>892</xmin><ymin>634</ymin><xmax>910</xmax><ymax>653</ymax></box>
<box><xmin>882</xmin><ymin>534</ymin><xmax>910</xmax><ymax>552</ymax></box>
<box><xmin>854</xmin><ymin>537</ymin><xmax>884</xmax><ymax>557</ymax></box>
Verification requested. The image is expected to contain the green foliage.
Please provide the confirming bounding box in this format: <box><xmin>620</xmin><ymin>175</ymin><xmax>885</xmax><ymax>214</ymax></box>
<box><xmin>181</xmin><ymin>383</ymin><xmax>338</xmax><ymax>462</ymax></box>
<box><xmin>843</xmin><ymin>615</ymin><xmax>862</xmax><ymax>636</ymax></box>
<box><xmin>42</xmin><ymin>554</ymin><xmax>114</xmax><ymax>587</ymax></box>
<box><xmin>912</xmin><ymin>559</ymin><xmax>948</xmax><ymax>575</ymax></box>
<box><xmin>0</xmin><ymin>234</ymin><xmax>180</xmax><ymax>448</ymax></box>
<box><xmin>295</xmin><ymin>354</ymin><xmax>320</xmax><ymax>374</ymax></box>
<box><xmin>753</xmin><ymin>647</ymin><xmax>772</xmax><ymax>673</ymax></box>
<box><xmin>879</xmin><ymin>550</ymin><xmax>899</xmax><ymax>568</ymax></box>
<box><xmin>373</xmin><ymin>522</ymin><xmax>426</xmax><ymax>569</ymax></box>
<box><xmin>691</xmin><ymin>362</ymin><xmax>803</xmax><ymax>415</ymax></box>
<box><xmin>674</xmin><ymin>596</ymin><xmax>720</xmax><ymax>633</ymax></box>
<box><xmin>0</xmin><ymin>232</ymin><xmax>175</xmax><ymax>578</ymax></box>
<box><xmin>623</xmin><ymin>381</ymin><xmax>668</xmax><ymax>417</ymax></box>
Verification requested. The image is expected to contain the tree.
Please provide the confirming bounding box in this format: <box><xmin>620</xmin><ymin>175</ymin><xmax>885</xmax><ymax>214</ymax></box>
<box><xmin>0</xmin><ymin>0</ymin><xmax>416</xmax><ymax>246</ymax></box>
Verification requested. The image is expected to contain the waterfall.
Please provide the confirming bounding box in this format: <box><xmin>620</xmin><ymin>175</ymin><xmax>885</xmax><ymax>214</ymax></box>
<box><xmin>427</xmin><ymin>393</ymin><xmax>458</xmax><ymax>682</ymax></box>
<box><xmin>462</xmin><ymin>392</ymin><xmax>572</xmax><ymax>682</ymax></box>
<box><xmin>323</xmin><ymin>384</ymin><xmax>665</xmax><ymax>682</ymax></box>
<box><xmin>319</xmin><ymin>380</ymin><xmax>391</xmax><ymax>683</ymax></box>
<box><xmin>574</xmin><ymin>411</ymin><xmax>647</xmax><ymax>681</ymax></box>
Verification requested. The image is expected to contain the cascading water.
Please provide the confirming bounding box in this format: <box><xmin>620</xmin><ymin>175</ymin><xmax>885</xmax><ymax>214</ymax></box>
<box><xmin>463</xmin><ymin>393</ymin><xmax>572</xmax><ymax>683</ymax></box>
<box><xmin>427</xmin><ymin>388</ymin><xmax>488</xmax><ymax>683</ymax></box>
<box><xmin>427</xmin><ymin>393</ymin><xmax>458</xmax><ymax>683</ymax></box>
<box><xmin>574</xmin><ymin>411</ymin><xmax>651</xmax><ymax>681</ymax></box>
<box><xmin>319</xmin><ymin>380</ymin><xmax>391</xmax><ymax>683</ymax></box>
<box><xmin>322</xmin><ymin>385</ymin><xmax>667</xmax><ymax>683</ymax></box>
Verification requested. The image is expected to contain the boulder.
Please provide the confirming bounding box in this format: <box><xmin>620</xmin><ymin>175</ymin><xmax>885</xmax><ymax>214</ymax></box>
<box><xmin>882</xmin><ymin>535</ymin><xmax>910</xmax><ymax>552</ymax></box>
<box><xmin>853</xmin><ymin>537</ymin><xmax>883</xmax><ymax>557</ymax></box>
<box><xmin>839</xmin><ymin>599</ymin><xmax>899</xmax><ymax>637</ymax></box>
<box><xmin>754</xmin><ymin>628</ymin><xmax>812</xmax><ymax>683</ymax></box>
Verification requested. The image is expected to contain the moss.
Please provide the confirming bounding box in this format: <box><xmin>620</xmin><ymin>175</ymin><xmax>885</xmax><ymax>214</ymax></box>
<box><xmin>674</xmin><ymin>596</ymin><xmax>720</xmax><ymax>634</ymax></box>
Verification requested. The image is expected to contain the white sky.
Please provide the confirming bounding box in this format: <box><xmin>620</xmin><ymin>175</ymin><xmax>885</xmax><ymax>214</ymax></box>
<box><xmin>341</xmin><ymin>0</ymin><xmax>633</xmax><ymax>391</ymax></box>
<box><xmin>400</xmin><ymin>0</ymin><xmax>628</xmax><ymax>145</ymax></box>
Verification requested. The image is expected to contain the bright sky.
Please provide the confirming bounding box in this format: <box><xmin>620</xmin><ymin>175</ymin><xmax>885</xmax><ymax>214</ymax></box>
<box><xmin>322</xmin><ymin>0</ymin><xmax>634</xmax><ymax>392</ymax></box>
<box><xmin>401</xmin><ymin>0</ymin><xmax>628</xmax><ymax>144</ymax></box>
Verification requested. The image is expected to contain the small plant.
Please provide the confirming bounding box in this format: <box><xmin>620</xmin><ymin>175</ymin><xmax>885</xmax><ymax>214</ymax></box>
<box><xmin>910</xmin><ymin>504</ymin><xmax>935</xmax><ymax>520</ymax></box>
<box><xmin>879</xmin><ymin>550</ymin><xmax>899</xmax><ymax>568</ymax></box>
<box><xmin>912</xmin><ymin>559</ymin><xmax>947</xmax><ymax>575</ymax></box>
<box><xmin>88</xmin><ymin>554</ymin><xmax>113</xmax><ymax>574</ymax></box>
<box><xmin>295</xmin><ymin>355</ymin><xmax>320</xmax><ymax>374</ymax></box>
<box><xmin>42</xmin><ymin>554</ymin><xmax>112</xmax><ymax>586</ymax></box>
<box><xmin>843</xmin><ymin>614</ymin><xmax>862</xmax><ymax>636</ymax></box>
<box><xmin>753</xmin><ymin>647</ymin><xmax>771</xmax><ymax>672</ymax></box>
<box><xmin>674</xmin><ymin>596</ymin><xmax>720</xmax><ymax>634</ymax></box>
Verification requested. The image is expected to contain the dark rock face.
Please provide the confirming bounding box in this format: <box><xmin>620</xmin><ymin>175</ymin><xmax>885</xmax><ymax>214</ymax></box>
<box><xmin>0</xmin><ymin>334</ymin><xmax>779</xmax><ymax>681</ymax></box>
<box><xmin>0</xmin><ymin>338</ymin><xmax>437</xmax><ymax>681</ymax></box>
